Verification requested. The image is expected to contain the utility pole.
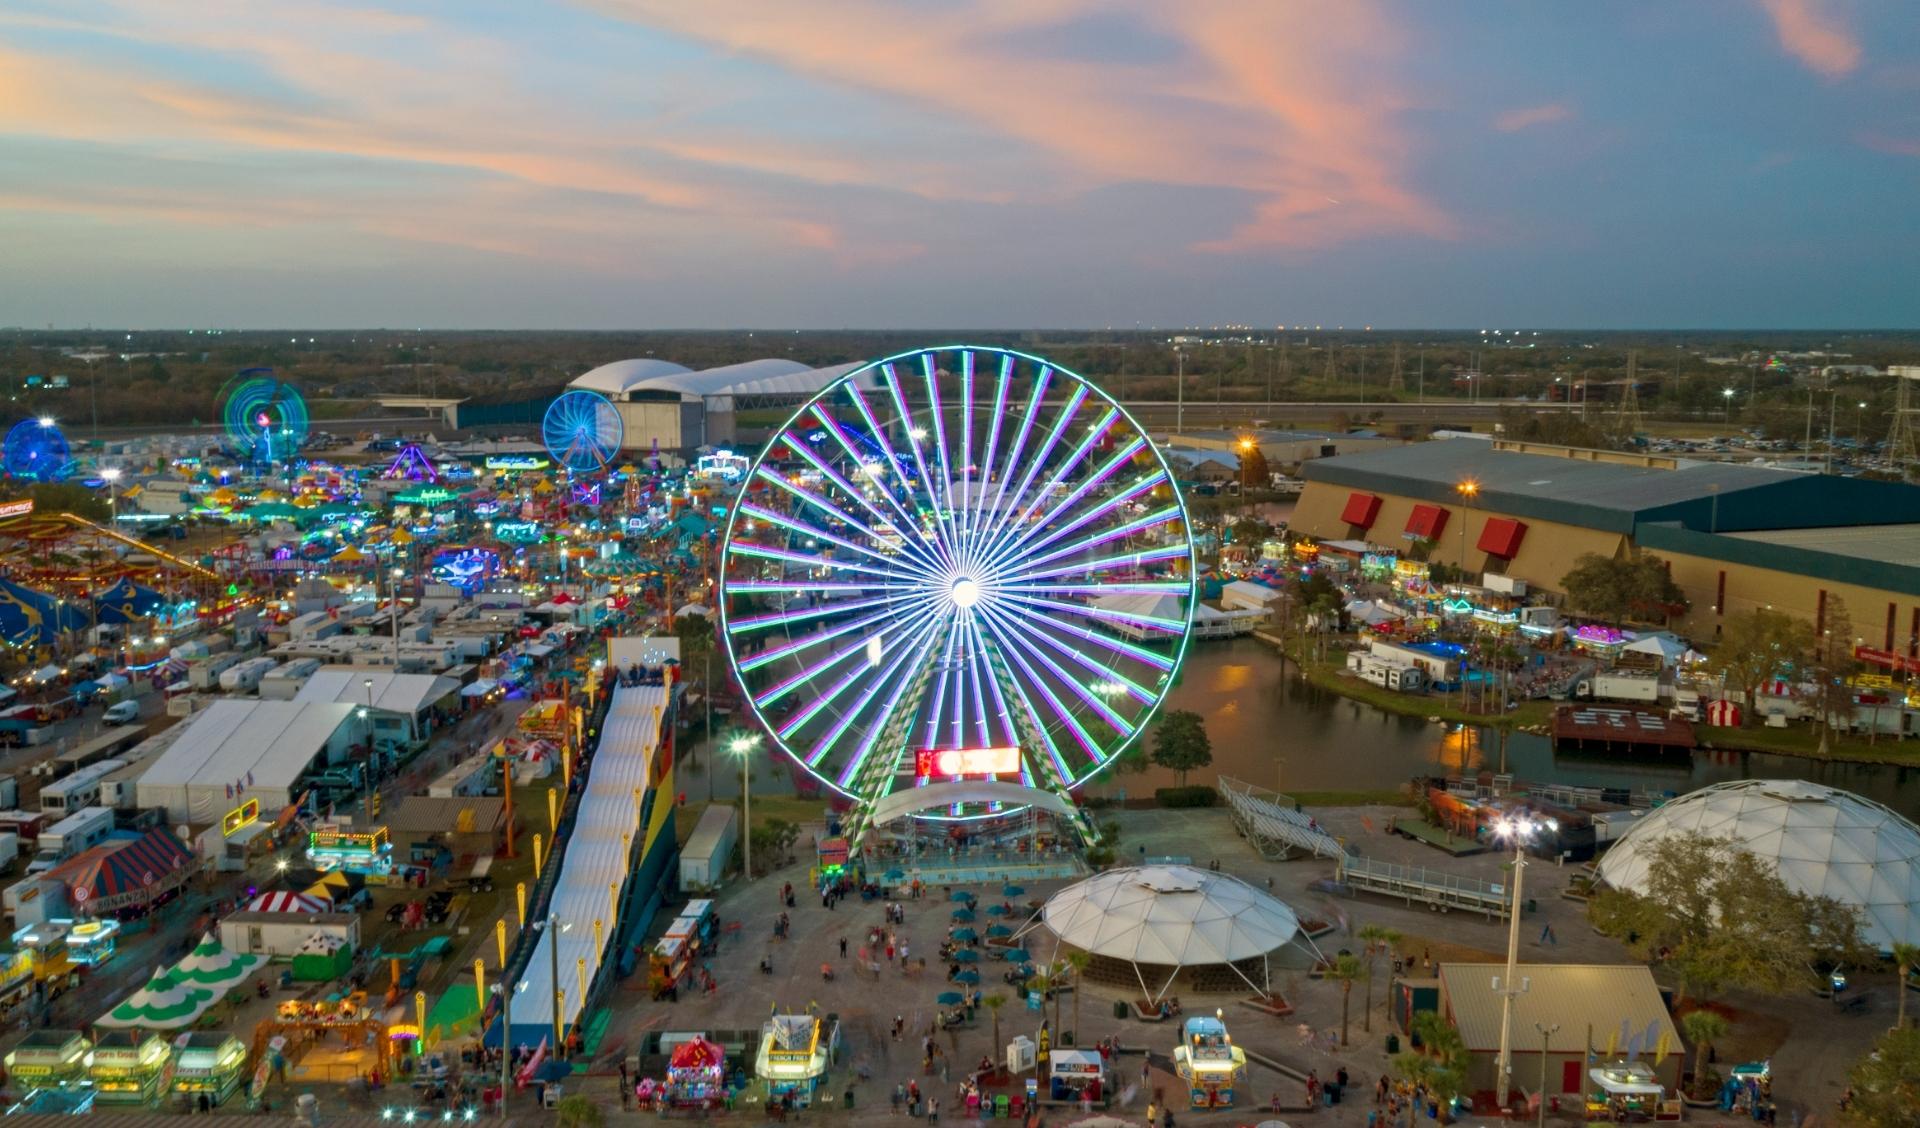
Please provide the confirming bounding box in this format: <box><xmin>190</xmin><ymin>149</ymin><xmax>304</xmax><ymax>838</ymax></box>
<box><xmin>1535</xmin><ymin>1023</ymin><xmax>1561</xmax><ymax>1128</ymax></box>
<box><xmin>1175</xmin><ymin>350</ymin><xmax>1186</xmax><ymax>436</ymax></box>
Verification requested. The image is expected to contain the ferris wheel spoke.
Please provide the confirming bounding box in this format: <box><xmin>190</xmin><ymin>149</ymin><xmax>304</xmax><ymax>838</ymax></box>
<box><xmin>721</xmin><ymin>580</ymin><xmax>923</xmax><ymax>595</ymax></box>
<box><xmin>1002</xmin><ymin>468</ymin><xmax>1167</xmax><ymax>569</ymax></box>
<box><xmin>836</xmin><ymin>612</ymin><xmax>953</xmax><ymax>788</ymax></box>
<box><xmin>736</xmin><ymin>497</ymin><xmax>933</xmax><ymax>581</ymax></box>
<box><xmin>973</xmin><ymin>384</ymin><xmax>1087</xmax><ymax>562</ymax></box>
<box><xmin>976</xmin><ymin>624</ymin><xmax>1072</xmax><ymax>786</ymax></box>
<box><xmin>770</xmin><ymin>607</ymin><xmax>943</xmax><ymax>741</ymax></box>
<box><xmin>962</xmin><ymin>616</ymin><xmax>998</xmax><ymax>749</ymax></box>
<box><xmin>804</xmin><ymin>405</ymin><xmax>931</xmax><ymax>547</ymax></box>
<box><xmin>974</xmin><ymin>603</ymin><xmax>1137</xmax><ymax>737</ymax></box>
<box><xmin>727</xmin><ymin>588</ymin><xmax>936</xmax><ymax>635</ymax></box>
<box><xmin>775</xmin><ymin>432</ymin><xmax>948</xmax><ymax>577</ymax></box>
<box><xmin>990</xmin><ymin>593</ymin><xmax>1184</xmax><ymax>671</ymax></box>
<box><xmin>999</xmin><ymin>539</ymin><xmax>1191</xmax><ymax>589</ymax></box>
<box><xmin>806</xmin><ymin>610</ymin><xmax>949</xmax><ymax>768</ymax></box>
<box><xmin>957</xmin><ymin>350</ymin><xmax>976</xmax><ymax>552</ymax></box>
<box><xmin>972</xmin><ymin>412</ymin><xmax>1127</xmax><ymax>573</ymax></box>
<box><xmin>925</xmin><ymin>609</ymin><xmax>967</xmax><ymax>750</ymax></box>
<box><xmin>840</xmin><ymin>379</ymin><xmax>957</xmax><ymax>568</ymax></box>
<box><xmin>976</xmin><ymin>365</ymin><xmax>1051</xmax><ymax>558</ymax></box>
<box><xmin>994</xmin><ymin>589</ymin><xmax>1188</xmax><ymax>641</ymax></box>
<box><xmin>974</xmin><ymin>610</ymin><xmax>1106</xmax><ymax>772</ymax></box>
<box><xmin>968</xmin><ymin>355</ymin><xmax>1015</xmax><ymax>548</ymax></box>
<box><xmin>998</xmin><ymin>505</ymin><xmax>1188</xmax><ymax>581</ymax></box>
<box><xmin>726</xmin><ymin>541</ymin><xmax>901</xmax><ymax>580</ymax></box>
<box><xmin>734</xmin><ymin>598</ymin><xmax>930</xmax><ymax>673</ymax></box>
<box><xmin>987</xmin><ymin>606</ymin><xmax>1158</xmax><ymax>706</ymax></box>
<box><xmin>968</xmin><ymin>617</ymin><xmax>1021</xmax><ymax>750</ymax></box>
<box><xmin>919</xmin><ymin>352</ymin><xmax>962</xmax><ymax>561</ymax></box>
<box><xmin>744</xmin><ymin>593</ymin><xmax>941</xmax><ymax>709</ymax></box>
<box><xmin>880</xmin><ymin>363</ymin><xmax>956</xmax><ymax>563</ymax></box>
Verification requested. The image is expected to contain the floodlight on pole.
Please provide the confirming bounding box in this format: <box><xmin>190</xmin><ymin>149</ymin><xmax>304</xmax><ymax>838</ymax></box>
<box><xmin>1492</xmin><ymin>811</ymin><xmax>1556</xmax><ymax>1109</ymax></box>
<box><xmin>730</xmin><ymin>732</ymin><xmax>762</xmax><ymax>880</ymax></box>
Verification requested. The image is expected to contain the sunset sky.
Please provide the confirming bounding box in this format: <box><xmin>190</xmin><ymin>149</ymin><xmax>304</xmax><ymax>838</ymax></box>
<box><xmin>1</xmin><ymin>0</ymin><xmax>1915</xmax><ymax>328</ymax></box>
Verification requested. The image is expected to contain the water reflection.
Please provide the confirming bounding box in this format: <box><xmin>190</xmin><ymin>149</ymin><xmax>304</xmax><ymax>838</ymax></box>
<box><xmin>1113</xmin><ymin>639</ymin><xmax>1920</xmax><ymax>818</ymax></box>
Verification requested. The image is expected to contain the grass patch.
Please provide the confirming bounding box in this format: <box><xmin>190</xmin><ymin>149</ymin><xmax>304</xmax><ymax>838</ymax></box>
<box><xmin>675</xmin><ymin>797</ymin><xmax>828</xmax><ymax>846</ymax></box>
<box><xmin>1287</xmin><ymin>789</ymin><xmax>1417</xmax><ymax>808</ymax></box>
<box><xmin>1287</xmin><ymin>651</ymin><xmax>1555</xmax><ymax>730</ymax></box>
<box><xmin>1698</xmin><ymin>724</ymin><xmax>1920</xmax><ymax>767</ymax></box>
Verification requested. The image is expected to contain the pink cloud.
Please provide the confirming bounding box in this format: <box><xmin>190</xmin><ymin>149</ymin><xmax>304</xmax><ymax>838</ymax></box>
<box><xmin>1755</xmin><ymin>0</ymin><xmax>1862</xmax><ymax>78</ymax></box>
<box><xmin>1495</xmin><ymin>103</ymin><xmax>1573</xmax><ymax>132</ymax></box>
<box><xmin>587</xmin><ymin>0</ymin><xmax>1457</xmax><ymax>252</ymax></box>
<box><xmin>1858</xmin><ymin>131</ymin><xmax>1920</xmax><ymax>157</ymax></box>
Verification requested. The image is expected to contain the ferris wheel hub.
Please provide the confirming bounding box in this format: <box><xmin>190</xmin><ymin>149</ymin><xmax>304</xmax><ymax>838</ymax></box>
<box><xmin>948</xmin><ymin>577</ymin><xmax>982</xmax><ymax>609</ymax></box>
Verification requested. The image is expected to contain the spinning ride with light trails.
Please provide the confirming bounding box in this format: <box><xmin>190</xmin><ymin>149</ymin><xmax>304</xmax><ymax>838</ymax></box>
<box><xmin>2</xmin><ymin>418</ymin><xmax>74</xmax><ymax>483</ymax></box>
<box><xmin>221</xmin><ymin>370</ymin><xmax>309</xmax><ymax>465</ymax></box>
<box><xmin>717</xmin><ymin>345</ymin><xmax>1196</xmax><ymax>812</ymax></box>
<box><xmin>542</xmin><ymin>389</ymin><xmax>624</xmax><ymax>474</ymax></box>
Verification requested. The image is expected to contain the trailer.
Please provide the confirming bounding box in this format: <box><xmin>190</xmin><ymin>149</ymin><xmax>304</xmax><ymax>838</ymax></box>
<box><xmin>1576</xmin><ymin>673</ymin><xmax>1663</xmax><ymax>704</ymax></box>
<box><xmin>217</xmin><ymin>657</ymin><xmax>278</xmax><ymax>694</ymax></box>
<box><xmin>679</xmin><ymin>805</ymin><xmax>737</xmax><ymax>892</ymax></box>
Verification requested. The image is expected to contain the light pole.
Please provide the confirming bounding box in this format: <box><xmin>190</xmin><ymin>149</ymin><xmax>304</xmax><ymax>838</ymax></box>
<box><xmin>356</xmin><ymin>706</ymin><xmax>372</xmax><ymax>815</ymax></box>
<box><xmin>388</xmin><ymin>565</ymin><xmax>405</xmax><ymax>664</ymax></box>
<box><xmin>493</xmin><ymin>981</ymin><xmax>523</xmax><ymax>1116</ymax></box>
<box><xmin>1454</xmin><ymin>479</ymin><xmax>1478</xmax><ymax>580</ymax></box>
<box><xmin>100</xmin><ymin>467</ymin><xmax>120</xmax><ymax>526</ymax></box>
<box><xmin>1492</xmin><ymin>812</ymin><xmax>1555</xmax><ymax>1109</ymax></box>
<box><xmin>363</xmin><ymin>676</ymin><xmax>377</xmax><ymax>785</ymax></box>
<box><xmin>535</xmin><ymin>913</ymin><xmax>570</xmax><ymax>1057</ymax></box>
<box><xmin>1534</xmin><ymin>1022</ymin><xmax>1560</xmax><ymax>1128</ymax></box>
<box><xmin>731</xmin><ymin>732</ymin><xmax>761</xmax><ymax>879</ymax></box>
<box><xmin>1175</xmin><ymin>350</ymin><xmax>1186</xmax><ymax>437</ymax></box>
<box><xmin>1722</xmin><ymin>387</ymin><xmax>1735</xmax><ymax>423</ymax></box>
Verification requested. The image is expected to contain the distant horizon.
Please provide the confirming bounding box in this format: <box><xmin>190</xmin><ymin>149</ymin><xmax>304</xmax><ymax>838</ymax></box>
<box><xmin>3</xmin><ymin>3</ymin><xmax>1914</xmax><ymax>327</ymax></box>
<box><xmin>9</xmin><ymin>326</ymin><xmax>1920</xmax><ymax>338</ymax></box>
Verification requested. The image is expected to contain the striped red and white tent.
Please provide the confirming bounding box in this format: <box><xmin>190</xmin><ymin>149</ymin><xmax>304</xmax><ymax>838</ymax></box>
<box><xmin>1705</xmin><ymin>699</ymin><xmax>1743</xmax><ymax>727</ymax></box>
<box><xmin>246</xmin><ymin>890</ymin><xmax>329</xmax><ymax>914</ymax></box>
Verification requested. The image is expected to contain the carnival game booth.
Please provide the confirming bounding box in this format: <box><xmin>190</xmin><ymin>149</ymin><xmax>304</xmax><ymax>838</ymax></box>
<box><xmin>169</xmin><ymin>1032</ymin><xmax>248</xmax><ymax>1107</ymax></box>
<box><xmin>1047</xmin><ymin>1048</ymin><xmax>1106</xmax><ymax>1103</ymax></box>
<box><xmin>664</xmin><ymin>1036</ymin><xmax>727</xmax><ymax>1112</ymax></box>
<box><xmin>1172</xmin><ymin>1013</ymin><xmax>1246</xmax><ymax>1108</ymax></box>
<box><xmin>3</xmin><ymin>1029</ymin><xmax>90</xmax><ymax>1090</ymax></box>
<box><xmin>1587</xmin><ymin>1060</ymin><xmax>1673</xmax><ymax>1121</ymax></box>
<box><xmin>86</xmin><ymin>1029</ymin><xmax>170</xmax><ymax>1105</ymax></box>
<box><xmin>62</xmin><ymin>918</ymin><xmax>120</xmax><ymax>966</ymax></box>
<box><xmin>755</xmin><ymin>1014</ymin><xmax>838</xmax><ymax>1107</ymax></box>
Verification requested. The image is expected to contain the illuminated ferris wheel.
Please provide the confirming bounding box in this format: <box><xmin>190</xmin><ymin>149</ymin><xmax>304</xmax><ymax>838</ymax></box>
<box><xmin>716</xmin><ymin>345</ymin><xmax>1196</xmax><ymax>806</ymax></box>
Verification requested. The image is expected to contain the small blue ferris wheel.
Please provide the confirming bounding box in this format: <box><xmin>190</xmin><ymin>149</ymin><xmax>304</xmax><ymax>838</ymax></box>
<box><xmin>542</xmin><ymin>390</ymin><xmax>624</xmax><ymax>474</ymax></box>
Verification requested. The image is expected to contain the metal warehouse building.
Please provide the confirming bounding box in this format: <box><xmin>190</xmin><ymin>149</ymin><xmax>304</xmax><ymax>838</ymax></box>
<box><xmin>568</xmin><ymin>357</ymin><xmax>867</xmax><ymax>452</ymax></box>
<box><xmin>1291</xmin><ymin>438</ymin><xmax>1920</xmax><ymax>646</ymax></box>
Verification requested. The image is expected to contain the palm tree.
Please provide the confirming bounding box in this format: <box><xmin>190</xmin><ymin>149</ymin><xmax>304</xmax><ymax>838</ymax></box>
<box><xmin>1065</xmin><ymin>951</ymin><xmax>1092</xmax><ymax>1042</ymax></box>
<box><xmin>984</xmin><ymin>994</ymin><xmax>1006</xmax><ymax>1064</ymax></box>
<box><xmin>1893</xmin><ymin>943</ymin><xmax>1920</xmax><ymax>1031</ymax></box>
<box><xmin>1356</xmin><ymin>924</ymin><xmax>1402</xmax><ymax>1035</ymax></box>
<box><xmin>1325</xmin><ymin>954</ymin><xmax>1367</xmax><ymax>1046</ymax></box>
<box><xmin>1679</xmin><ymin>1010</ymin><xmax>1729</xmax><ymax>1097</ymax></box>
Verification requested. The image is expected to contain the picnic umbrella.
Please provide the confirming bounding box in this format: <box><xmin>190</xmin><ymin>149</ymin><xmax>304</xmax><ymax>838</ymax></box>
<box><xmin>1001</xmin><ymin>948</ymin><xmax>1031</xmax><ymax>962</ymax></box>
<box><xmin>952</xmin><ymin>928</ymin><xmax>978</xmax><ymax>943</ymax></box>
<box><xmin>986</xmin><ymin>924</ymin><xmax>1013</xmax><ymax>938</ymax></box>
<box><xmin>937</xmin><ymin>992</ymin><xmax>965</xmax><ymax>1006</ymax></box>
<box><xmin>986</xmin><ymin>904</ymin><xmax>1008</xmax><ymax>916</ymax></box>
<box><xmin>952</xmin><ymin>949</ymin><xmax>980</xmax><ymax>963</ymax></box>
<box><xmin>950</xmin><ymin>890</ymin><xmax>975</xmax><ymax>902</ymax></box>
<box><xmin>954</xmin><ymin>968</ymin><xmax>980</xmax><ymax>984</ymax></box>
<box><xmin>1001</xmin><ymin>885</ymin><xmax>1025</xmax><ymax>897</ymax></box>
<box><xmin>950</xmin><ymin>908</ymin><xmax>975</xmax><ymax>922</ymax></box>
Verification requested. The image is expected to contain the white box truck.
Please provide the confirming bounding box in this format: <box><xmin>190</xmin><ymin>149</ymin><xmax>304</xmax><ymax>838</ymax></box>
<box><xmin>679</xmin><ymin>805</ymin><xmax>738</xmax><ymax>892</ymax></box>
<box><xmin>27</xmin><ymin>806</ymin><xmax>115</xmax><ymax>874</ymax></box>
<box><xmin>1577</xmin><ymin>673</ymin><xmax>1663</xmax><ymax>703</ymax></box>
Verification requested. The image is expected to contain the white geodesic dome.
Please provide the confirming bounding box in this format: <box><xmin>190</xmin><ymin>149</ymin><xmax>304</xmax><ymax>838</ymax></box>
<box><xmin>1595</xmin><ymin>780</ymin><xmax>1920</xmax><ymax>952</ymax></box>
<box><xmin>1037</xmin><ymin>865</ymin><xmax>1300</xmax><ymax>968</ymax></box>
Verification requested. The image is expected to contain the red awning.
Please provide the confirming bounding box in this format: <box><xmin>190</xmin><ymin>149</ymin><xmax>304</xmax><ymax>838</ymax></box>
<box><xmin>1338</xmin><ymin>492</ymin><xmax>1381</xmax><ymax>529</ymax></box>
<box><xmin>1477</xmin><ymin>518</ymin><xmax>1528</xmax><ymax>559</ymax></box>
<box><xmin>1404</xmin><ymin>504</ymin><xmax>1449</xmax><ymax>540</ymax></box>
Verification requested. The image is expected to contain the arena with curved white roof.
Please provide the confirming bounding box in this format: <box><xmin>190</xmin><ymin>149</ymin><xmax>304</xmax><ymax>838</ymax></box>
<box><xmin>566</xmin><ymin>356</ymin><xmax>869</xmax><ymax>451</ymax></box>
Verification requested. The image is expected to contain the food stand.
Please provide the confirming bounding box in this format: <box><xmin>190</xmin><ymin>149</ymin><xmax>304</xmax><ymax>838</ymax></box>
<box><xmin>1173</xmin><ymin>1014</ymin><xmax>1246</xmax><ymax>1108</ymax></box>
<box><xmin>64</xmin><ymin>918</ymin><xmax>121</xmax><ymax>967</ymax></box>
<box><xmin>169</xmin><ymin>1032</ymin><xmax>248</xmax><ymax>1107</ymax></box>
<box><xmin>4</xmin><ymin>1029</ymin><xmax>91</xmax><ymax>1089</ymax></box>
<box><xmin>756</xmin><ymin>1015</ymin><xmax>837</xmax><ymax>1107</ymax></box>
<box><xmin>306</xmin><ymin>825</ymin><xmax>393</xmax><ymax>876</ymax></box>
<box><xmin>87</xmin><ymin>1030</ymin><xmax>170</xmax><ymax>1105</ymax></box>
<box><xmin>1587</xmin><ymin>1060</ymin><xmax>1671</xmax><ymax>1121</ymax></box>
<box><xmin>1047</xmin><ymin>1048</ymin><xmax>1105</xmax><ymax>1104</ymax></box>
<box><xmin>664</xmin><ymin>1036</ymin><xmax>726</xmax><ymax>1113</ymax></box>
<box><xmin>649</xmin><ymin>901</ymin><xmax>717</xmax><ymax>998</ymax></box>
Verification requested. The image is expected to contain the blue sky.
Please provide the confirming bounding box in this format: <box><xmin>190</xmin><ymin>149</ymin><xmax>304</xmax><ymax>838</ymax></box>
<box><xmin>0</xmin><ymin>0</ymin><xmax>1914</xmax><ymax>328</ymax></box>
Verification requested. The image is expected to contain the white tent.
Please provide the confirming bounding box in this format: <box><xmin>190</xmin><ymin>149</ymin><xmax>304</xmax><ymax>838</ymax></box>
<box><xmin>133</xmin><ymin>700</ymin><xmax>355</xmax><ymax>824</ymax></box>
<box><xmin>1025</xmin><ymin>864</ymin><xmax>1304</xmax><ymax>1000</ymax></box>
<box><xmin>1622</xmin><ymin>633</ymin><xmax>1688</xmax><ymax>665</ymax></box>
<box><xmin>1596</xmin><ymin>779</ymin><xmax>1920</xmax><ymax>951</ymax></box>
<box><xmin>674</xmin><ymin>602</ymin><xmax>711</xmax><ymax>619</ymax></box>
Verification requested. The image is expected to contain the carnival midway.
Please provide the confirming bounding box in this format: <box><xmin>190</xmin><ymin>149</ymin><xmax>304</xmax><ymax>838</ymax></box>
<box><xmin>0</xmin><ymin>344</ymin><xmax>1908</xmax><ymax>1128</ymax></box>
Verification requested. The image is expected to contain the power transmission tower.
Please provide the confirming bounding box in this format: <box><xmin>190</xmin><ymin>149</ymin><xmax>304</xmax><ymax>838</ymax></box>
<box><xmin>1887</xmin><ymin>366</ymin><xmax>1920</xmax><ymax>476</ymax></box>
<box><xmin>1389</xmin><ymin>343</ymin><xmax>1405</xmax><ymax>395</ymax></box>
<box><xmin>1614</xmin><ymin>349</ymin><xmax>1644</xmax><ymax>440</ymax></box>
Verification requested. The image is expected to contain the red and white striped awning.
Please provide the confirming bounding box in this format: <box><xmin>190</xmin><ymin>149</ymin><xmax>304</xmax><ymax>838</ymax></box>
<box><xmin>246</xmin><ymin>891</ymin><xmax>329</xmax><ymax>914</ymax></box>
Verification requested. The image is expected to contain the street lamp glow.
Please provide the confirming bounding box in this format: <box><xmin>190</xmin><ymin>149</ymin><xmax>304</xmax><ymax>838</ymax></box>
<box><xmin>1456</xmin><ymin>479</ymin><xmax>1479</xmax><ymax>499</ymax></box>
<box><xmin>36</xmin><ymin>416</ymin><xmax>53</xmax><ymax>428</ymax></box>
<box><xmin>101</xmin><ymin>468</ymin><xmax>121</xmax><ymax>482</ymax></box>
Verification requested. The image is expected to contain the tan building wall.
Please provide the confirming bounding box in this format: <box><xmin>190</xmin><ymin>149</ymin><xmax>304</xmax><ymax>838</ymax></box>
<box><xmin>1292</xmin><ymin>483</ymin><xmax>1628</xmax><ymax>589</ymax></box>
<box><xmin>1659</xmin><ymin>550</ymin><xmax>1920</xmax><ymax>650</ymax></box>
